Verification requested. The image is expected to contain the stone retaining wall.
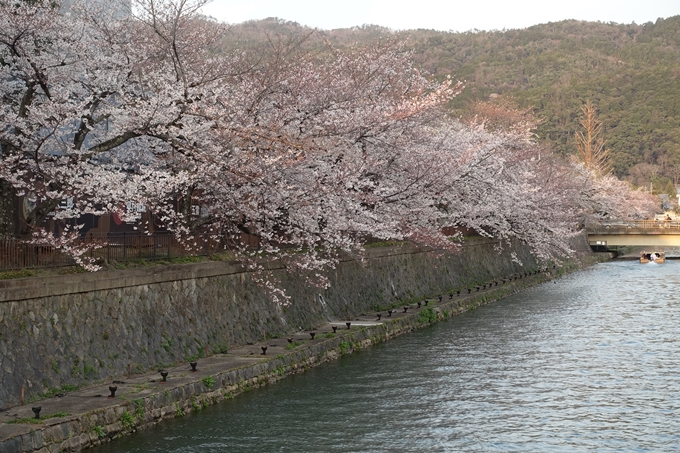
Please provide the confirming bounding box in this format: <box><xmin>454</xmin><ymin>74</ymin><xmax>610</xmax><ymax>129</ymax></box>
<box><xmin>0</xmin><ymin>237</ymin><xmax>590</xmax><ymax>409</ymax></box>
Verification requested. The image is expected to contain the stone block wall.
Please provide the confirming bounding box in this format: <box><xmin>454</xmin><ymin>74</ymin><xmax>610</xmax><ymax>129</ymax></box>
<box><xmin>0</xmin><ymin>237</ymin><xmax>590</xmax><ymax>408</ymax></box>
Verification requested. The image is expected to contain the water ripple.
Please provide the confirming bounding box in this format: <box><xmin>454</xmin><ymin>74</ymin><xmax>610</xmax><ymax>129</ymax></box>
<box><xmin>95</xmin><ymin>261</ymin><xmax>680</xmax><ymax>452</ymax></box>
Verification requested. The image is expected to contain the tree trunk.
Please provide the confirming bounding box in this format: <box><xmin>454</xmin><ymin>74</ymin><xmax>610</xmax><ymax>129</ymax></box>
<box><xmin>0</xmin><ymin>179</ymin><xmax>18</xmax><ymax>237</ymax></box>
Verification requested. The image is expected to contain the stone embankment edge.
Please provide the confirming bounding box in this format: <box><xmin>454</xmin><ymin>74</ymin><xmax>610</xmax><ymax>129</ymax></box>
<box><xmin>0</xmin><ymin>254</ymin><xmax>609</xmax><ymax>453</ymax></box>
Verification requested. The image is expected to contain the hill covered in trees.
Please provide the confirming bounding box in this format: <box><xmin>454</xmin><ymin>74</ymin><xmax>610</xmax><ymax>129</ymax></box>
<box><xmin>224</xmin><ymin>16</ymin><xmax>680</xmax><ymax>192</ymax></box>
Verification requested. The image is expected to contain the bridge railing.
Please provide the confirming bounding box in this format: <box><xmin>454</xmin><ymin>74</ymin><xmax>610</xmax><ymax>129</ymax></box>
<box><xmin>595</xmin><ymin>219</ymin><xmax>680</xmax><ymax>230</ymax></box>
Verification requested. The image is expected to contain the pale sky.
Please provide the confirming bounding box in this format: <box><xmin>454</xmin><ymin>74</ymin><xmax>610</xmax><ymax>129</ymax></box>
<box><xmin>200</xmin><ymin>0</ymin><xmax>680</xmax><ymax>32</ymax></box>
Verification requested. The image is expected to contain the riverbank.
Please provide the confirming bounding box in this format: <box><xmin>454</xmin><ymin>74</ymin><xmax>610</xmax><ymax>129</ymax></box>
<box><xmin>0</xmin><ymin>251</ymin><xmax>611</xmax><ymax>453</ymax></box>
<box><xmin>0</xmin><ymin>238</ymin><xmax>560</xmax><ymax>409</ymax></box>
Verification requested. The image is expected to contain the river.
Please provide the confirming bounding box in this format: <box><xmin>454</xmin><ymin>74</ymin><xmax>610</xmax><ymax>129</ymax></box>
<box><xmin>95</xmin><ymin>260</ymin><xmax>680</xmax><ymax>452</ymax></box>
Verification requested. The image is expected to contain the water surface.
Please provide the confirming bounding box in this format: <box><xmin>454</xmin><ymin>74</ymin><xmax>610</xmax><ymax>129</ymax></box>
<box><xmin>96</xmin><ymin>260</ymin><xmax>680</xmax><ymax>452</ymax></box>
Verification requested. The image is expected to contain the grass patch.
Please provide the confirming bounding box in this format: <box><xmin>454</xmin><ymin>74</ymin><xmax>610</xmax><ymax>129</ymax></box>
<box><xmin>29</xmin><ymin>384</ymin><xmax>79</xmax><ymax>402</ymax></box>
<box><xmin>56</xmin><ymin>266</ymin><xmax>87</xmax><ymax>275</ymax></box>
<box><xmin>364</xmin><ymin>240</ymin><xmax>407</xmax><ymax>248</ymax></box>
<box><xmin>208</xmin><ymin>251</ymin><xmax>237</xmax><ymax>261</ymax></box>
<box><xmin>109</xmin><ymin>255</ymin><xmax>207</xmax><ymax>270</ymax></box>
<box><xmin>285</xmin><ymin>341</ymin><xmax>303</xmax><ymax>350</ymax></box>
<box><xmin>8</xmin><ymin>411</ymin><xmax>70</xmax><ymax>425</ymax></box>
<box><xmin>0</xmin><ymin>269</ymin><xmax>35</xmax><ymax>280</ymax></box>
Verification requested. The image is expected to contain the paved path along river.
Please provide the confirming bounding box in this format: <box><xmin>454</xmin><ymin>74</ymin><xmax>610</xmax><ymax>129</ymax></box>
<box><xmin>95</xmin><ymin>260</ymin><xmax>680</xmax><ymax>452</ymax></box>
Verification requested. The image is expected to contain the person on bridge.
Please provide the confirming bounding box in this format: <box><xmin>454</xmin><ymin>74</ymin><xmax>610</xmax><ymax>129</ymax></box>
<box><xmin>660</xmin><ymin>215</ymin><xmax>671</xmax><ymax>229</ymax></box>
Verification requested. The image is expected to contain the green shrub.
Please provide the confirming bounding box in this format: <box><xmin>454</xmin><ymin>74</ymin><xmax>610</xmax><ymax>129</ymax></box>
<box><xmin>418</xmin><ymin>307</ymin><xmax>437</xmax><ymax>324</ymax></box>
<box><xmin>202</xmin><ymin>376</ymin><xmax>215</xmax><ymax>388</ymax></box>
<box><xmin>94</xmin><ymin>425</ymin><xmax>106</xmax><ymax>438</ymax></box>
<box><xmin>133</xmin><ymin>399</ymin><xmax>145</xmax><ymax>421</ymax></box>
<box><xmin>121</xmin><ymin>411</ymin><xmax>135</xmax><ymax>430</ymax></box>
<box><xmin>339</xmin><ymin>341</ymin><xmax>351</xmax><ymax>355</ymax></box>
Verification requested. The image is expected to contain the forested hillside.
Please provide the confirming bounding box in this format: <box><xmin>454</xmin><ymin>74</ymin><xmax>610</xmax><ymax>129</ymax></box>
<box><xmin>224</xmin><ymin>16</ymin><xmax>680</xmax><ymax>191</ymax></box>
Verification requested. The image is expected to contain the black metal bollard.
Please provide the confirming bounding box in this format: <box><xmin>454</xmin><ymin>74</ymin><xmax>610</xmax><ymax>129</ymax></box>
<box><xmin>438</xmin><ymin>296</ymin><xmax>443</xmax><ymax>302</ymax></box>
<box><xmin>332</xmin><ymin>326</ymin><xmax>338</xmax><ymax>333</ymax></box>
<box><xmin>376</xmin><ymin>313</ymin><xmax>382</xmax><ymax>320</ymax></box>
<box><xmin>417</xmin><ymin>301</ymin><xmax>422</xmax><ymax>308</ymax></box>
<box><xmin>310</xmin><ymin>332</ymin><xmax>316</xmax><ymax>340</ymax></box>
<box><xmin>108</xmin><ymin>386</ymin><xmax>117</xmax><ymax>398</ymax></box>
<box><xmin>403</xmin><ymin>306</ymin><xmax>408</xmax><ymax>313</ymax></box>
<box><xmin>32</xmin><ymin>407</ymin><xmax>41</xmax><ymax>419</ymax></box>
<box><xmin>388</xmin><ymin>310</ymin><xmax>393</xmax><ymax>317</ymax></box>
<box><xmin>190</xmin><ymin>361</ymin><xmax>198</xmax><ymax>372</ymax></box>
<box><xmin>160</xmin><ymin>371</ymin><xmax>168</xmax><ymax>383</ymax></box>
<box><xmin>346</xmin><ymin>322</ymin><xmax>352</xmax><ymax>329</ymax></box>
<box><xmin>261</xmin><ymin>346</ymin><xmax>268</xmax><ymax>355</ymax></box>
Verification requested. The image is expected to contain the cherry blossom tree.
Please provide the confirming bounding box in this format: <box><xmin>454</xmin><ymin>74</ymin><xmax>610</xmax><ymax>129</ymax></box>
<box><xmin>189</xmin><ymin>67</ymin><xmax>589</xmax><ymax>289</ymax></box>
<box><xmin>575</xmin><ymin>164</ymin><xmax>658</xmax><ymax>220</ymax></box>
<box><xmin>1</xmin><ymin>0</ymin><xmax>648</xmax><ymax>299</ymax></box>
<box><xmin>0</xmin><ymin>0</ymin><xmax>240</xmax><ymax>267</ymax></box>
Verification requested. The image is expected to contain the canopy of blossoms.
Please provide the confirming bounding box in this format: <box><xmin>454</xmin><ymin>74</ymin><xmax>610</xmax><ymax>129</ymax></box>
<box><xmin>0</xmin><ymin>0</ymin><xmax>658</xmax><ymax>301</ymax></box>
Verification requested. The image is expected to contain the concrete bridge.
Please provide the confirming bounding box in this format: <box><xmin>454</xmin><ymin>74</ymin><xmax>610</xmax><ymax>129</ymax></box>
<box><xmin>587</xmin><ymin>220</ymin><xmax>680</xmax><ymax>248</ymax></box>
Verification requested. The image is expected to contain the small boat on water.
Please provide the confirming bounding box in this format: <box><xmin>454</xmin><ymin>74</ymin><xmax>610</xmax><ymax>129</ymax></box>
<box><xmin>640</xmin><ymin>251</ymin><xmax>666</xmax><ymax>263</ymax></box>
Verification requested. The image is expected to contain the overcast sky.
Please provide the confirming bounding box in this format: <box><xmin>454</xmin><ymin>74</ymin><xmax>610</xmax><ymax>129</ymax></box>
<box><xmin>200</xmin><ymin>0</ymin><xmax>680</xmax><ymax>32</ymax></box>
